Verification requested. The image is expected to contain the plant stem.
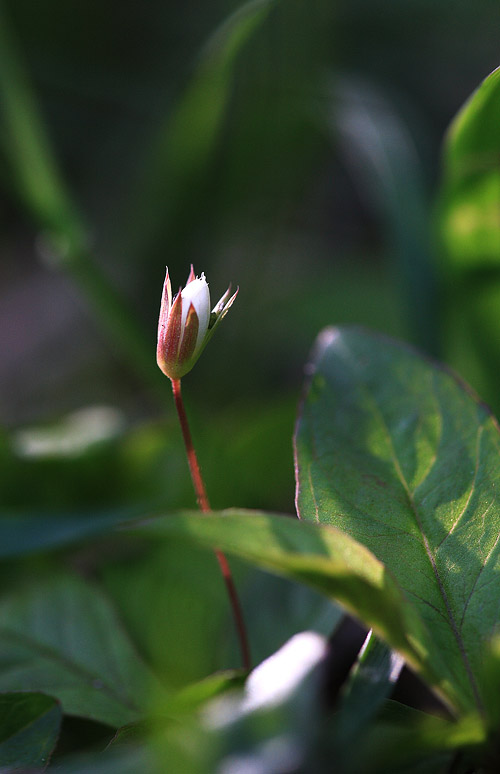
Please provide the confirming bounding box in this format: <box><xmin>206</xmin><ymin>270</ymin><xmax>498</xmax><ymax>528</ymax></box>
<box><xmin>170</xmin><ymin>377</ymin><xmax>251</xmax><ymax>672</ymax></box>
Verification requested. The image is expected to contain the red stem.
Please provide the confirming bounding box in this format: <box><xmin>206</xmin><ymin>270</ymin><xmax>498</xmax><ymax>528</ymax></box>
<box><xmin>170</xmin><ymin>377</ymin><xmax>251</xmax><ymax>672</ymax></box>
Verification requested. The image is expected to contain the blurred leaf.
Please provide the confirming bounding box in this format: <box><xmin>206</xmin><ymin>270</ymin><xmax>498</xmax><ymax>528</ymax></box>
<box><xmin>206</xmin><ymin>631</ymin><xmax>329</xmax><ymax>773</ymax></box>
<box><xmin>103</xmin><ymin>538</ymin><xmax>231</xmax><ymax>689</ymax></box>
<box><xmin>233</xmin><ymin>569</ymin><xmax>342</xmax><ymax>667</ymax></box>
<box><xmin>333</xmin><ymin>78</ymin><xmax>436</xmax><ymax>353</ymax></box>
<box><xmin>0</xmin><ymin>4</ymin><xmax>85</xmax><ymax>253</ymax></box>
<box><xmin>440</xmin><ymin>66</ymin><xmax>500</xmax><ymax>273</ymax></box>
<box><xmin>438</xmin><ymin>66</ymin><xmax>500</xmax><ymax>411</ymax></box>
<box><xmin>129</xmin><ymin>509</ymin><xmax>443</xmax><ymax>700</ymax></box>
<box><xmin>48</xmin><ymin>746</ymin><xmax>160</xmax><ymax>774</ymax></box>
<box><xmin>0</xmin><ymin>574</ymin><xmax>166</xmax><ymax>727</ymax></box>
<box><xmin>0</xmin><ymin>5</ymin><xmax>165</xmax><ymax>395</ymax></box>
<box><xmin>0</xmin><ymin>507</ymin><xmax>146</xmax><ymax>559</ymax></box>
<box><xmin>0</xmin><ymin>692</ymin><xmax>61</xmax><ymax>771</ymax></box>
<box><xmin>134</xmin><ymin>0</ymin><xmax>274</xmax><ymax>248</ymax></box>
<box><xmin>354</xmin><ymin>700</ymin><xmax>485</xmax><ymax>774</ymax></box>
<box><xmin>331</xmin><ymin>631</ymin><xmax>404</xmax><ymax>762</ymax></box>
<box><xmin>295</xmin><ymin>326</ymin><xmax>500</xmax><ymax>716</ymax></box>
<box><xmin>162</xmin><ymin>671</ymin><xmax>246</xmax><ymax>716</ymax></box>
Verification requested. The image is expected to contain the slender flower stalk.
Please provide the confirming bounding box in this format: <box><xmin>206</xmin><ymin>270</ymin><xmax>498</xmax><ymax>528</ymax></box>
<box><xmin>170</xmin><ymin>378</ymin><xmax>251</xmax><ymax>672</ymax></box>
<box><xmin>157</xmin><ymin>267</ymin><xmax>250</xmax><ymax>672</ymax></box>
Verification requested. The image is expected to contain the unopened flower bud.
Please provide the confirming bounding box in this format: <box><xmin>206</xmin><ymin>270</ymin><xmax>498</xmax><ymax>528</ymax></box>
<box><xmin>157</xmin><ymin>265</ymin><xmax>238</xmax><ymax>380</ymax></box>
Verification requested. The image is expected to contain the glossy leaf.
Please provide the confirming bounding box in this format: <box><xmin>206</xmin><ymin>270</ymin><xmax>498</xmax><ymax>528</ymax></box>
<box><xmin>0</xmin><ymin>574</ymin><xmax>166</xmax><ymax>727</ymax></box>
<box><xmin>295</xmin><ymin>326</ymin><xmax>500</xmax><ymax>716</ymax></box>
<box><xmin>0</xmin><ymin>692</ymin><xmax>61</xmax><ymax>771</ymax></box>
<box><xmin>129</xmin><ymin>509</ymin><xmax>442</xmax><ymax>697</ymax></box>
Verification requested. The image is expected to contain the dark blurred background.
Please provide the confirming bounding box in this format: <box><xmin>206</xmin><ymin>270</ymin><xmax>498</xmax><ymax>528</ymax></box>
<box><xmin>1</xmin><ymin>0</ymin><xmax>500</xmax><ymax>516</ymax></box>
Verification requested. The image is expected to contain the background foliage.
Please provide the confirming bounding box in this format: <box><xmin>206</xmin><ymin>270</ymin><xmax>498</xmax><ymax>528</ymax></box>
<box><xmin>2</xmin><ymin>0</ymin><xmax>500</xmax><ymax>770</ymax></box>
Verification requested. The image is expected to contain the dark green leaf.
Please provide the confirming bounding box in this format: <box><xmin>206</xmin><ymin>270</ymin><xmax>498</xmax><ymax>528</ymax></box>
<box><xmin>0</xmin><ymin>574</ymin><xmax>166</xmax><ymax>727</ymax></box>
<box><xmin>354</xmin><ymin>700</ymin><xmax>485</xmax><ymax>773</ymax></box>
<box><xmin>103</xmin><ymin>538</ymin><xmax>232</xmax><ymax>689</ymax></box>
<box><xmin>48</xmin><ymin>746</ymin><xmax>159</xmax><ymax>774</ymax></box>
<box><xmin>135</xmin><ymin>0</ymin><xmax>273</xmax><ymax>243</ymax></box>
<box><xmin>0</xmin><ymin>692</ymin><xmax>61</xmax><ymax>771</ymax></box>
<box><xmin>295</xmin><ymin>326</ymin><xmax>500</xmax><ymax>715</ymax></box>
<box><xmin>332</xmin><ymin>632</ymin><xmax>404</xmax><ymax>756</ymax></box>
<box><xmin>0</xmin><ymin>507</ymin><xmax>146</xmax><ymax>559</ymax></box>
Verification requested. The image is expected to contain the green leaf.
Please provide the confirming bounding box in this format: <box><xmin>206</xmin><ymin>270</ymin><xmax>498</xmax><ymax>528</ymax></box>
<box><xmin>103</xmin><ymin>538</ymin><xmax>231</xmax><ymax>689</ymax></box>
<box><xmin>332</xmin><ymin>632</ymin><xmax>404</xmax><ymax>758</ymax></box>
<box><xmin>135</xmin><ymin>0</ymin><xmax>273</xmax><ymax>245</ymax></box>
<box><xmin>129</xmin><ymin>510</ymin><xmax>441</xmax><ymax>699</ymax></box>
<box><xmin>47</xmin><ymin>747</ymin><xmax>160</xmax><ymax>774</ymax></box>
<box><xmin>437</xmin><ymin>67</ymin><xmax>500</xmax><ymax>411</ymax></box>
<box><xmin>333</xmin><ymin>79</ymin><xmax>436</xmax><ymax>353</ymax></box>
<box><xmin>295</xmin><ymin>326</ymin><xmax>500</xmax><ymax>716</ymax></box>
<box><xmin>439</xmin><ymin>66</ymin><xmax>500</xmax><ymax>274</ymax></box>
<box><xmin>0</xmin><ymin>574</ymin><xmax>166</xmax><ymax>727</ymax></box>
<box><xmin>0</xmin><ymin>692</ymin><xmax>61</xmax><ymax>771</ymax></box>
<box><xmin>0</xmin><ymin>507</ymin><xmax>146</xmax><ymax>559</ymax></box>
<box><xmin>355</xmin><ymin>700</ymin><xmax>485</xmax><ymax>773</ymax></box>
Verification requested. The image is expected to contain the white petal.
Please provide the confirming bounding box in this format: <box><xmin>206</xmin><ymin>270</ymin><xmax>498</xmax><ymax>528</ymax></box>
<box><xmin>180</xmin><ymin>274</ymin><xmax>211</xmax><ymax>349</ymax></box>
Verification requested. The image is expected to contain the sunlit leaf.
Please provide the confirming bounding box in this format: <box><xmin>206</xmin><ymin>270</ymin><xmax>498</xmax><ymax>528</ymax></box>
<box><xmin>0</xmin><ymin>692</ymin><xmax>61</xmax><ymax>771</ymax></box>
<box><xmin>438</xmin><ymin>66</ymin><xmax>500</xmax><ymax>411</ymax></box>
<box><xmin>295</xmin><ymin>326</ymin><xmax>500</xmax><ymax>716</ymax></box>
<box><xmin>0</xmin><ymin>574</ymin><xmax>166</xmax><ymax>727</ymax></box>
<box><xmin>440</xmin><ymin>66</ymin><xmax>500</xmax><ymax>273</ymax></box>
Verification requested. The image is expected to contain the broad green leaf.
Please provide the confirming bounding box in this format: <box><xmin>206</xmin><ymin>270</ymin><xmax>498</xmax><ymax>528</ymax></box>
<box><xmin>0</xmin><ymin>574</ymin><xmax>165</xmax><ymax>727</ymax></box>
<box><xmin>129</xmin><ymin>510</ymin><xmax>442</xmax><ymax>699</ymax></box>
<box><xmin>295</xmin><ymin>326</ymin><xmax>500</xmax><ymax>716</ymax></box>
<box><xmin>0</xmin><ymin>692</ymin><xmax>61</xmax><ymax>771</ymax></box>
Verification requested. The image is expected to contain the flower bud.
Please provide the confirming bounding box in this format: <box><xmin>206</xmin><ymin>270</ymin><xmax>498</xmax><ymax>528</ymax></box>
<box><xmin>157</xmin><ymin>265</ymin><xmax>238</xmax><ymax>380</ymax></box>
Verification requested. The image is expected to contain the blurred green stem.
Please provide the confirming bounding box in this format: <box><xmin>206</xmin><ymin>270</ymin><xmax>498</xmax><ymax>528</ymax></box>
<box><xmin>0</xmin><ymin>3</ymin><xmax>164</xmax><ymax>399</ymax></box>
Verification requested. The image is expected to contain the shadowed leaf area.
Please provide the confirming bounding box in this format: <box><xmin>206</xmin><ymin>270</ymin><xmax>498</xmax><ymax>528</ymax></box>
<box><xmin>0</xmin><ymin>692</ymin><xmax>61</xmax><ymax>770</ymax></box>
